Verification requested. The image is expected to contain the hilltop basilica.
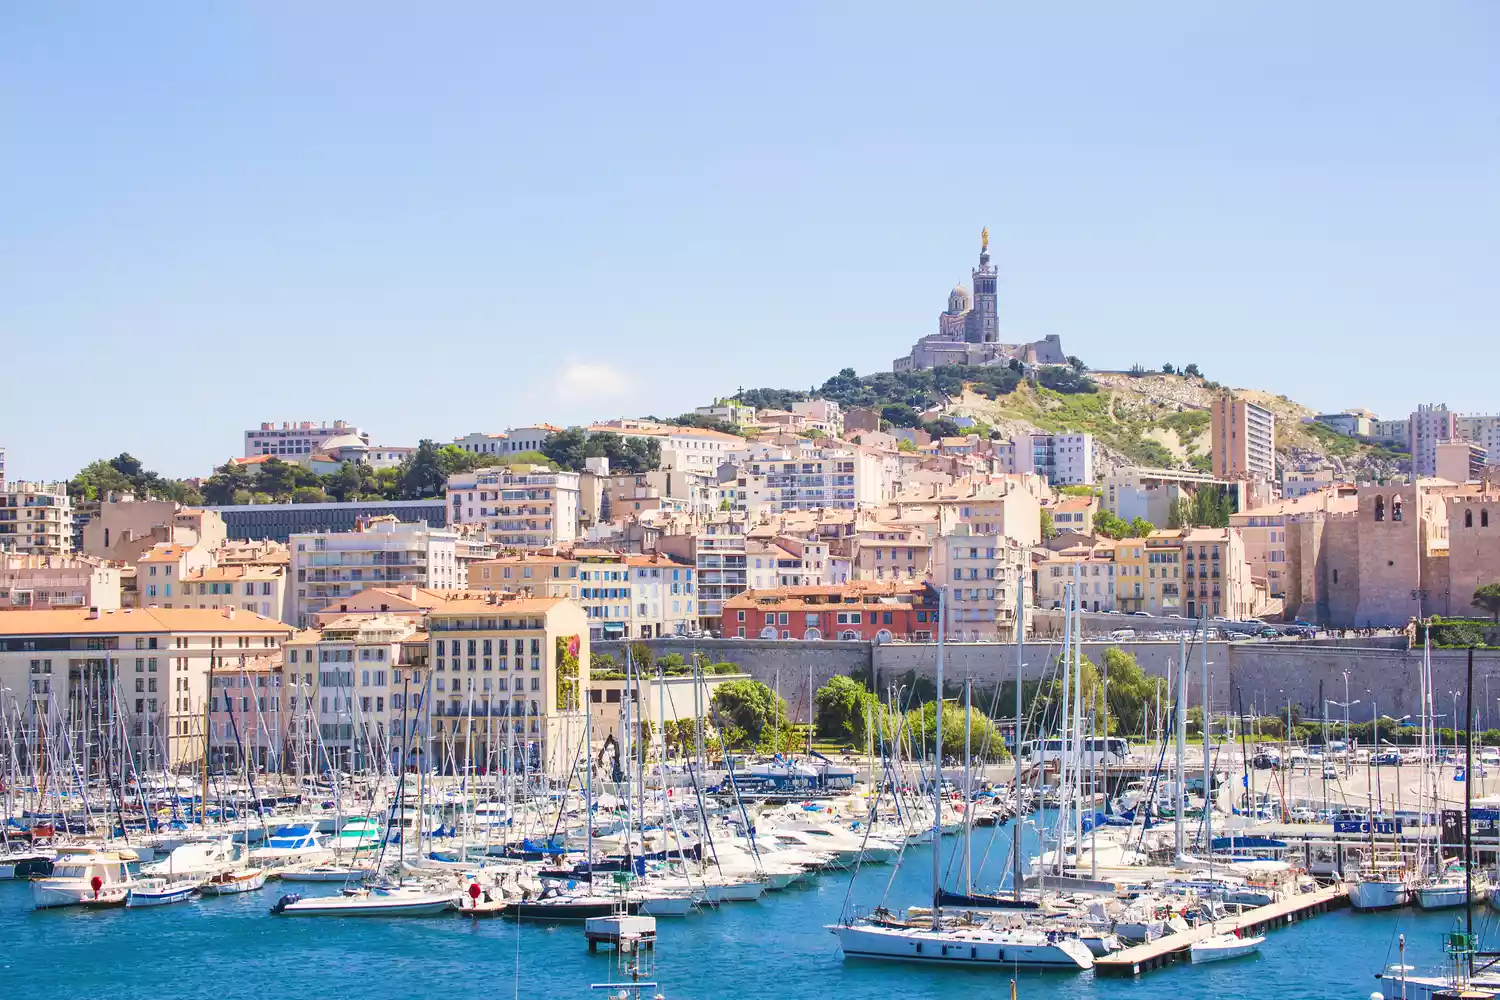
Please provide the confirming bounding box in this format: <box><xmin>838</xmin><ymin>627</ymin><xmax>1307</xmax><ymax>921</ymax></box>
<box><xmin>892</xmin><ymin>229</ymin><xmax>1065</xmax><ymax>372</ymax></box>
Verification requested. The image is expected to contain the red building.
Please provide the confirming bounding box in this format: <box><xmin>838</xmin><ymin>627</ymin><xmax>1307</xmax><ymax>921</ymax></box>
<box><xmin>721</xmin><ymin>581</ymin><xmax>940</xmax><ymax>641</ymax></box>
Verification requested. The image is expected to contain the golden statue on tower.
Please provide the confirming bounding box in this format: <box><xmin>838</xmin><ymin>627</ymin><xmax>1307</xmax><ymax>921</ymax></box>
<box><xmin>981</xmin><ymin>227</ymin><xmax>989</xmax><ymax>252</ymax></box>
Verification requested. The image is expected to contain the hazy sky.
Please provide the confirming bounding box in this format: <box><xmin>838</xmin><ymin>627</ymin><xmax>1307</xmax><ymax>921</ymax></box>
<box><xmin>3</xmin><ymin>2</ymin><xmax>1496</xmax><ymax>481</ymax></box>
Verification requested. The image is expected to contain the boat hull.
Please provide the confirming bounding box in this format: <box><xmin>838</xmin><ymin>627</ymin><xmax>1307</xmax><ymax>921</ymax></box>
<box><xmin>200</xmin><ymin>871</ymin><xmax>267</xmax><ymax>896</ymax></box>
<box><xmin>1415</xmin><ymin>885</ymin><xmax>1470</xmax><ymax>910</ymax></box>
<box><xmin>1351</xmin><ymin>880</ymin><xmax>1410</xmax><ymax>911</ymax></box>
<box><xmin>1190</xmin><ymin>935</ymin><xmax>1264</xmax><ymax>964</ymax></box>
<box><xmin>833</xmin><ymin>924</ymin><xmax>1094</xmax><ymax>969</ymax></box>
<box><xmin>275</xmin><ymin>895</ymin><xmax>454</xmax><ymax>917</ymax></box>
<box><xmin>126</xmin><ymin>886</ymin><xmax>197</xmax><ymax>907</ymax></box>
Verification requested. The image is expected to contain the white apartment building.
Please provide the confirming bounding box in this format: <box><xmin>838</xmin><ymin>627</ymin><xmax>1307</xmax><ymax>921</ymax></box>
<box><xmin>447</xmin><ymin>466</ymin><xmax>581</xmax><ymax>549</ymax></box>
<box><xmin>1040</xmin><ymin>555</ymin><xmax>1117</xmax><ymax>612</ymax></box>
<box><xmin>791</xmin><ymin>399</ymin><xmax>844</xmax><ymax>436</ymax></box>
<box><xmin>1410</xmin><ymin>404</ymin><xmax>1459</xmax><ymax>478</ymax></box>
<box><xmin>746</xmin><ymin>536</ymin><xmax>829</xmax><ymax>590</ymax></box>
<box><xmin>0</xmin><ymin>482</ymin><xmax>73</xmax><ymax>556</ymax></box>
<box><xmin>1281</xmin><ymin>464</ymin><xmax>1337</xmax><ymax>499</ymax></box>
<box><xmin>734</xmin><ymin>447</ymin><xmax>884</xmax><ymax>515</ymax></box>
<box><xmin>453</xmin><ymin>425</ymin><xmax>565</xmax><ymax>458</ymax></box>
<box><xmin>1018</xmin><ymin>432</ymin><xmax>1096</xmax><ymax>486</ymax></box>
<box><xmin>289</xmin><ymin>517</ymin><xmax>460</xmax><ymax>627</ymax></box>
<box><xmin>0</xmin><ymin>446</ymin><xmax>6</xmax><ymax>489</ymax></box>
<box><xmin>586</xmin><ymin>422</ymin><xmax>745</xmax><ymax>475</ymax></box>
<box><xmin>929</xmin><ymin>531</ymin><xmax>1026</xmax><ymax>641</ymax></box>
<box><xmin>656</xmin><ymin>512</ymin><xmax>745</xmax><ymax>632</ymax></box>
<box><xmin>244</xmin><ymin>420</ymin><xmax>368</xmax><ymax>459</ymax></box>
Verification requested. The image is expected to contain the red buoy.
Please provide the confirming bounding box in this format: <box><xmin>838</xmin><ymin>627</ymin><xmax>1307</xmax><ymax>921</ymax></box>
<box><xmin>468</xmin><ymin>882</ymin><xmax>481</xmax><ymax>904</ymax></box>
<box><xmin>90</xmin><ymin>875</ymin><xmax>102</xmax><ymax>899</ymax></box>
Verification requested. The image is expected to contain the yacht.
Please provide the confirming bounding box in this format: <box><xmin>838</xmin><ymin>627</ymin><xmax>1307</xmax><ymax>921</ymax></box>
<box><xmin>1415</xmin><ymin>861</ymin><xmax>1477</xmax><ymax>910</ymax></box>
<box><xmin>271</xmin><ymin>883</ymin><xmax>456</xmax><ymax>917</ymax></box>
<box><xmin>248</xmin><ymin>824</ymin><xmax>333</xmax><ymax>868</ymax></box>
<box><xmin>141</xmin><ymin>839</ymin><xmax>236</xmax><ymax>880</ymax></box>
<box><xmin>31</xmin><ymin>853</ymin><xmax>135</xmax><ymax>909</ymax></box>
<box><xmin>1190</xmin><ymin>931</ymin><xmax>1264</xmax><ymax>964</ymax></box>
<box><xmin>830</xmin><ymin>920</ymin><xmax>1095</xmax><ymax>969</ymax></box>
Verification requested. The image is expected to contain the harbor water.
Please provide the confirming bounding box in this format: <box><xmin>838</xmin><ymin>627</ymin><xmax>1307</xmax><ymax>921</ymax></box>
<box><xmin>2</xmin><ymin>820</ymin><xmax>1492</xmax><ymax>1000</ymax></box>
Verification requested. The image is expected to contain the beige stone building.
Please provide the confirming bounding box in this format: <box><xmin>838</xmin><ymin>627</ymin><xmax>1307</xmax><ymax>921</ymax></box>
<box><xmin>0</xmin><ymin>606</ymin><xmax>293</xmax><ymax>767</ymax></box>
<box><xmin>424</xmin><ymin>595</ymin><xmax>589</xmax><ymax>776</ymax></box>
<box><xmin>0</xmin><ymin>482</ymin><xmax>73</xmax><ymax>556</ymax></box>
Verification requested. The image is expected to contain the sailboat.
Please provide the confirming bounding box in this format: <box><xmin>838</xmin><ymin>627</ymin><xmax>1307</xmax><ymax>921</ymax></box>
<box><xmin>829</xmin><ymin>585</ymin><xmax>1095</xmax><ymax>971</ymax></box>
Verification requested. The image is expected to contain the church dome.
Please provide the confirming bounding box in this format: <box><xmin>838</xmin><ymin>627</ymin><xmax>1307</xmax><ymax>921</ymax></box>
<box><xmin>947</xmin><ymin>284</ymin><xmax>972</xmax><ymax>313</ymax></box>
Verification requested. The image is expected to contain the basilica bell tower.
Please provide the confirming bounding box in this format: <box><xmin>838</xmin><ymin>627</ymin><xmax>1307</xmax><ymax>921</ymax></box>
<box><xmin>966</xmin><ymin>227</ymin><xmax>999</xmax><ymax>344</ymax></box>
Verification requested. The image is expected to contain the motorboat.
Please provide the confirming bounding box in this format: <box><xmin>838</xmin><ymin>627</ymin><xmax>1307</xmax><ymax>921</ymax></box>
<box><xmin>200</xmin><ymin>868</ymin><xmax>268</xmax><ymax>895</ymax></box>
<box><xmin>126</xmin><ymin>877</ymin><xmax>200</xmax><ymax>907</ymax></box>
<box><xmin>831</xmin><ymin>920</ymin><xmax>1096</xmax><ymax>969</ymax></box>
<box><xmin>0</xmin><ymin>849</ymin><xmax>55</xmax><ymax>879</ymax></box>
<box><xmin>141</xmin><ymin>839</ymin><xmax>236</xmax><ymax>880</ymax></box>
<box><xmin>271</xmin><ymin>884</ymin><xmax>456</xmax><ymax>917</ymax></box>
<box><xmin>504</xmin><ymin>889</ymin><xmax>626</xmax><ymax>921</ymax></box>
<box><xmin>31</xmin><ymin>853</ymin><xmax>135</xmax><ymax>909</ymax></box>
<box><xmin>1190</xmin><ymin>931</ymin><xmax>1264</xmax><ymax>963</ymax></box>
<box><xmin>279</xmin><ymin>863</ymin><xmax>377</xmax><ymax>883</ymax></box>
<box><xmin>249</xmin><ymin>825</ymin><xmax>333</xmax><ymax>868</ymax></box>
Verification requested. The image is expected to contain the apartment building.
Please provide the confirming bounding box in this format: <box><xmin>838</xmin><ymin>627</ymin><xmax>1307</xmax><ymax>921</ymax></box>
<box><xmin>694</xmin><ymin>401</ymin><xmax>757</xmax><ymax>427</ymax></box>
<box><xmin>928</xmin><ymin>532</ymin><xmax>1026</xmax><ymax>641</ymax></box>
<box><xmin>469</xmin><ymin>554</ymin><xmax>581</xmax><ymax>599</ymax></box>
<box><xmin>289</xmin><ymin>517</ymin><xmax>460</xmax><ymax>627</ymax></box>
<box><xmin>136</xmin><ymin>542</ymin><xmax>215</xmax><ymax>607</ymax></box>
<box><xmin>1282</xmin><ymin>465</ymin><xmax>1337</xmax><ymax>499</ymax></box>
<box><xmin>1409</xmin><ymin>404</ymin><xmax>1459</xmax><ymax>478</ymax></box>
<box><xmin>0</xmin><ymin>446</ymin><xmax>5</xmax><ymax>489</ymax></box>
<box><xmin>425</xmin><ymin>595</ymin><xmax>589</xmax><ymax>776</ymax></box>
<box><xmin>1436</xmin><ymin>440</ymin><xmax>1488</xmax><ymax>483</ymax></box>
<box><xmin>746</xmin><ymin>534</ymin><xmax>829</xmax><ymax>590</ymax></box>
<box><xmin>281</xmin><ymin>613</ymin><xmax>418</xmax><ymax>771</ymax></box>
<box><xmin>181</xmin><ymin>564</ymin><xmax>287</xmax><ymax>621</ymax></box>
<box><xmin>1020</xmin><ymin>432</ymin><xmax>1096</xmax><ymax>486</ymax></box>
<box><xmin>205</xmin><ymin>654</ymin><xmax>284</xmax><ymax>771</ymax></box>
<box><xmin>733</xmin><ymin>447</ymin><xmax>885</xmax><ymax>515</ymax></box>
<box><xmin>1112</xmin><ymin>534</ymin><xmax>1182</xmax><ymax>616</ymax></box>
<box><xmin>0</xmin><ymin>554</ymin><xmax>122</xmax><ymax>611</ymax></box>
<box><xmin>244</xmin><ymin>420</ymin><xmax>368</xmax><ymax>459</ymax></box>
<box><xmin>583</xmin><ymin>468</ymin><xmax>719</xmax><ymax>525</ymax></box>
<box><xmin>1313</xmin><ymin>411</ymin><xmax>1375</xmax><ymax>438</ymax></box>
<box><xmin>837</xmin><ymin>518</ymin><xmax>932</xmax><ymax>583</ymax></box>
<box><xmin>446</xmin><ymin>465</ymin><xmax>581</xmax><ymax>549</ymax></box>
<box><xmin>722</xmin><ymin>581</ymin><xmax>940</xmax><ymax>641</ymax></box>
<box><xmin>573</xmin><ymin>551</ymin><xmax>696</xmax><ymax>641</ymax></box>
<box><xmin>656</xmin><ymin>511</ymin><xmax>746</xmax><ymax>633</ymax></box>
<box><xmin>1048</xmin><ymin>496</ymin><xmax>1096</xmax><ymax>535</ymax></box>
<box><xmin>1039</xmin><ymin>548</ymin><xmax>1117</xmax><ymax>612</ymax></box>
<box><xmin>1211</xmin><ymin>394</ymin><xmax>1276</xmax><ymax>480</ymax></box>
<box><xmin>0</xmin><ymin>606</ymin><xmax>293</xmax><ymax>767</ymax></box>
<box><xmin>1181</xmin><ymin>527</ymin><xmax>1255</xmax><ymax>620</ymax></box>
<box><xmin>0</xmin><ymin>482</ymin><xmax>73</xmax><ymax>556</ymax></box>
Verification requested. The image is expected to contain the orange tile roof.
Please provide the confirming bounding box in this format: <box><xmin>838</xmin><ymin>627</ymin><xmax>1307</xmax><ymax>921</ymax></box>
<box><xmin>425</xmin><ymin>597</ymin><xmax>568</xmax><ymax>616</ymax></box>
<box><xmin>137</xmin><ymin>545</ymin><xmax>192</xmax><ymax>563</ymax></box>
<box><xmin>0</xmin><ymin>607</ymin><xmax>292</xmax><ymax>636</ymax></box>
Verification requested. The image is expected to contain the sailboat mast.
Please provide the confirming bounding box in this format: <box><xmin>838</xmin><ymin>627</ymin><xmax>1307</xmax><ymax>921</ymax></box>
<box><xmin>930</xmin><ymin>585</ymin><xmax>945</xmax><ymax>929</ymax></box>
<box><xmin>1465</xmin><ymin>644</ymin><xmax>1474</xmax><ymax>959</ymax></box>
<box><xmin>1174</xmin><ymin>633</ymin><xmax>1186</xmax><ymax>858</ymax></box>
<box><xmin>1012</xmin><ymin>571</ymin><xmax>1024</xmax><ymax>901</ymax></box>
<box><xmin>1201</xmin><ymin>616</ymin><xmax>1212</xmax><ymax>876</ymax></box>
<box><xmin>963</xmin><ymin>677</ymin><xmax>972</xmax><ymax>897</ymax></box>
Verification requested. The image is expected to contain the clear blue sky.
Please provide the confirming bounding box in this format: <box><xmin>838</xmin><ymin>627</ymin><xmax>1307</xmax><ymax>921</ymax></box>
<box><xmin>3</xmin><ymin>2</ymin><xmax>1497</xmax><ymax>481</ymax></box>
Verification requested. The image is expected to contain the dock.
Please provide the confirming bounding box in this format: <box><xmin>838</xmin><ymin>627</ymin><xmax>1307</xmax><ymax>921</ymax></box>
<box><xmin>1095</xmin><ymin>882</ymin><xmax>1348</xmax><ymax>976</ymax></box>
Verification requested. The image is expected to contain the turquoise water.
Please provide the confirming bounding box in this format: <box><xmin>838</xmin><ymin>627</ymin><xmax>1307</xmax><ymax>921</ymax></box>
<box><xmin>1</xmin><ymin>826</ymin><xmax>1493</xmax><ymax>1000</ymax></box>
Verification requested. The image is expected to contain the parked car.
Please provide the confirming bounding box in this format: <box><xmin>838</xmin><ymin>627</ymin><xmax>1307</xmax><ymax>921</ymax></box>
<box><xmin>1293</xmin><ymin>618</ymin><xmax>1317</xmax><ymax>629</ymax></box>
<box><xmin>1289</xmin><ymin>806</ymin><xmax>1316</xmax><ymax>823</ymax></box>
<box><xmin>1372</xmin><ymin>751</ymin><xmax>1402</xmax><ymax>766</ymax></box>
<box><xmin>1130</xmin><ymin>611</ymin><xmax>1151</xmax><ymax>618</ymax></box>
<box><xmin>1322</xmin><ymin>764</ymin><xmax>1340</xmax><ymax>780</ymax></box>
<box><xmin>1257</xmin><ymin>627</ymin><xmax>1281</xmax><ymax>638</ymax></box>
<box><xmin>1252</xmin><ymin>752</ymin><xmax>1282</xmax><ymax>770</ymax></box>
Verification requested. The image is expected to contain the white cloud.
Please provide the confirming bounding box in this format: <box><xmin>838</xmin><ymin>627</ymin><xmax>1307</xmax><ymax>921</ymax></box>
<box><xmin>554</xmin><ymin>361</ymin><xmax>631</xmax><ymax>399</ymax></box>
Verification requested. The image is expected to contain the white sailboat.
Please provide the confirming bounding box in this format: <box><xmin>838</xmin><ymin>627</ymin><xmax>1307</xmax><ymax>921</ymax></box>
<box><xmin>1190</xmin><ymin>931</ymin><xmax>1264</xmax><ymax>964</ymax></box>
